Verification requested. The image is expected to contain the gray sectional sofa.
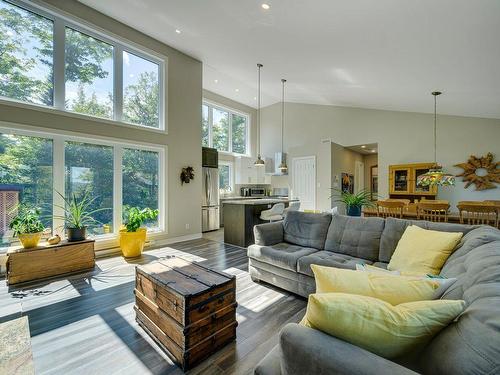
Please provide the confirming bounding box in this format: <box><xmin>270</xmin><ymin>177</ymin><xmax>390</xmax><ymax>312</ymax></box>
<box><xmin>249</xmin><ymin>211</ymin><xmax>500</xmax><ymax>375</ymax></box>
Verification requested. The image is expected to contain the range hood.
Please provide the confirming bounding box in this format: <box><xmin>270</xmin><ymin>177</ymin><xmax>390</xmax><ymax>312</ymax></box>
<box><xmin>268</xmin><ymin>152</ymin><xmax>288</xmax><ymax>176</ymax></box>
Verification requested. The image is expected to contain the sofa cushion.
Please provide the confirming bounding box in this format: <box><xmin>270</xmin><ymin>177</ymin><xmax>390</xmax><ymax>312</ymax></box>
<box><xmin>247</xmin><ymin>243</ymin><xmax>318</xmax><ymax>271</ymax></box>
<box><xmin>324</xmin><ymin>215</ymin><xmax>385</xmax><ymax>261</ymax></box>
<box><xmin>420</xmin><ymin>226</ymin><xmax>500</xmax><ymax>375</ymax></box>
<box><xmin>283</xmin><ymin>211</ymin><xmax>332</xmax><ymax>250</ymax></box>
<box><xmin>379</xmin><ymin>217</ymin><xmax>475</xmax><ymax>263</ymax></box>
<box><xmin>297</xmin><ymin>251</ymin><xmax>371</xmax><ymax>277</ymax></box>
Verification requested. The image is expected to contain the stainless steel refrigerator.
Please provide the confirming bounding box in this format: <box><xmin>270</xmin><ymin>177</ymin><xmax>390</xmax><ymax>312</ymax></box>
<box><xmin>202</xmin><ymin>166</ymin><xmax>220</xmax><ymax>232</ymax></box>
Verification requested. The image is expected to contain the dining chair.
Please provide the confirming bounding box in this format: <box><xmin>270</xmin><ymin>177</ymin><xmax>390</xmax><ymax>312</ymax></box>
<box><xmin>457</xmin><ymin>202</ymin><xmax>499</xmax><ymax>227</ymax></box>
<box><xmin>260</xmin><ymin>203</ymin><xmax>285</xmax><ymax>222</ymax></box>
<box><xmin>417</xmin><ymin>202</ymin><xmax>450</xmax><ymax>222</ymax></box>
<box><xmin>376</xmin><ymin>200</ymin><xmax>406</xmax><ymax>219</ymax></box>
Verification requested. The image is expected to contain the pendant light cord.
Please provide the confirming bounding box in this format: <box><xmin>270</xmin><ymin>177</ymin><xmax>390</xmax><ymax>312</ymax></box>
<box><xmin>257</xmin><ymin>63</ymin><xmax>262</xmax><ymax>158</ymax></box>
<box><xmin>281</xmin><ymin>79</ymin><xmax>286</xmax><ymax>156</ymax></box>
<box><xmin>434</xmin><ymin>93</ymin><xmax>437</xmax><ymax>164</ymax></box>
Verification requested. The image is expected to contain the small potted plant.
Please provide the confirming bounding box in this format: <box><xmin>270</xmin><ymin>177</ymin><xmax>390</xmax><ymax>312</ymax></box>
<box><xmin>120</xmin><ymin>207</ymin><xmax>159</xmax><ymax>258</ymax></box>
<box><xmin>9</xmin><ymin>205</ymin><xmax>46</xmax><ymax>249</ymax></box>
<box><xmin>330</xmin><ymin>188</ymin><xmax>375</xmax><ymax>216</ymax></box>
<box><xmin>54</xmin><ymin>190</ymin><xmax>109</xmax><ymax>241</ymax></box>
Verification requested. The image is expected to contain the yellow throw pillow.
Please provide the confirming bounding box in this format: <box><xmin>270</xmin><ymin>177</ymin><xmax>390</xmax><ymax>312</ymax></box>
<box><xmin>388</xmin><ymin>225</ymin><xmax>463</xmax><ymax>275</ymax></box>
<box><xmin>301</xmin><ymin>293</ymin><xmax>465</xmax><ymax>358</ymax></box>
<box><xmin>311</xmin><ymin>265</ymin><xmax>443</xmax><ymax>305</ymax></box>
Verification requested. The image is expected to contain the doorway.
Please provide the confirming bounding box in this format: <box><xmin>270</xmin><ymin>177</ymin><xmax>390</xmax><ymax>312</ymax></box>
<box><xmin>291</xmin><ymin>156</ymin><xmax>316</xmax><ymax>211</ymax></box>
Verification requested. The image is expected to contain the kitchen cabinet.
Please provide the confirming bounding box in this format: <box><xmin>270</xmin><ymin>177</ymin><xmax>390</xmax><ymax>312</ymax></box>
<box><xmin>235</xmin><ymin>157</ymin><xmax>271</xmax><ymax>185</ymax></box>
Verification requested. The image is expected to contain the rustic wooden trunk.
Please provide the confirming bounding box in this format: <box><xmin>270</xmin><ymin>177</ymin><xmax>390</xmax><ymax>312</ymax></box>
<box><xmin>135</xmin><ymin>256</ymin><xmax>237</xmax><ymax>371</ymax></box>
<box><xmin>7</xmin><ymin>239</ymin><xmax>95</xmax><ymax>285</ymax></box>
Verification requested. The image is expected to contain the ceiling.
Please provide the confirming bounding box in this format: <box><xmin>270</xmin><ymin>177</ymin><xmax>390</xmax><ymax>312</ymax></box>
<box><xmin>346</xmin><ymin>143</ymin><xmax>378</xmax><ymax>155</ymax></box>
<box><xmin>80</xmin><ymin>0</ymin><xmax>500</xmax><ymax>119</ymax></box>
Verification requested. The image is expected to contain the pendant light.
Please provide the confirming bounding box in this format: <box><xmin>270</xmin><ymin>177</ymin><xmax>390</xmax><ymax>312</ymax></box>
<box><xmin>254</xmin><ymin>63</ymin><xmax>265</xmax><ymax>167</ymax></box>
<box><xmin>278</xmin><ymin>78</ymin><xmax>288</xmax><ymax>172</ymax></box>
<box><xmin>416</xmin><ymin>91</ymin><xmax>455</xmax><ymax>187</ymax></box>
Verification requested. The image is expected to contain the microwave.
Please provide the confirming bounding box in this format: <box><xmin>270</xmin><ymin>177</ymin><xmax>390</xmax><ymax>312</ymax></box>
<box><xmin>250</xmin><ymin>187</ymin><xmax>266</xmax><ymax>197</ymax></box>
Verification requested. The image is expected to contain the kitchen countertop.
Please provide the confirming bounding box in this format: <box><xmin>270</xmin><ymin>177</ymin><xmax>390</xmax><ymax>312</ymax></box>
<box><xmin>222</xmin><ymin>198</ymin><xmax>299</xmax><ymax>206</ymax></box>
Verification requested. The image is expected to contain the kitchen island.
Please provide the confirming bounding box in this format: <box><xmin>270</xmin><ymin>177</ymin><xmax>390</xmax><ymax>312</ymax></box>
<box><xmin>223</xmin><ymin>199</ymin><xmax>298</xmax><ymax>247</ymax></box>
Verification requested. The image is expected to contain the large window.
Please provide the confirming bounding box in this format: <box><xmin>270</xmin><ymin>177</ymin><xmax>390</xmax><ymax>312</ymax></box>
<box><xmin>218</xmin><ymin>161</ymin><xmax>233</xmax><ymax>195</ymax></box>
<box><xmin>65</xmin><ymin>141</ymin><xmax>114</xmax><ymax>235</ymax></box>
<box><xmin>0</xmin><ymin>128</ymin><xmax>164</xmax><ymax>248</ymax></box>
<box><xmin>0</xmin><ymin>1</ymin><xmax>54</xmax><ymax>106</ymax></box>
<box><xmin>202</xmin><ymin>102</ymin><xmax>249</xmax><ymax>155</ymax></box>
<box><xmin>0</xmin><ymin>0</ymin><xmax>164</xmax><ymax>129</ymax></box>
<box><xmin>0</xmin><ymin>134</ymin><xmax>53</xmax><ymax>247</ymax></box>
<box><xmin>65</xmin><ymin>28</ymin><xmax>114</xmax><ymax>119</ymax></box>
<box><xmin>122</xmin><ymin>148</ymin><xmax>159</xmax><ymax>228</ymax></box>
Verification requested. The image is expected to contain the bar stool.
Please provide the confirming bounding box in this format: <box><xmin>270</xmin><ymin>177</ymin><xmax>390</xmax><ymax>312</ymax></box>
<box><xmin>260</xmin><ymin>203</ymin><xmax>285</xmax><ymax>222</ymax></box>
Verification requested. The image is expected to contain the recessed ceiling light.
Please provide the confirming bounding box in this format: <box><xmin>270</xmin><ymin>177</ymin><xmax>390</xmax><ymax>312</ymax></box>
<box><xmin>214</xmin><ymin>79</ymin><xmax>218</xmax><ymax>83</ymax></box>
<box><xmin>175</xmin><ymin>29</ymin><xmax>181</xmax><ymax>34</ymax></box>
<box><xmin>235</xmin><ymin>88</ymin><xmax>239</xmax><ymax>92</ymax></box>
<box><xmin>254</xmin><ymin>97</ymin><xmax>257</xmax><ymax>100</ymax></box>
<box><xmin>261</xmin><ymin>3</ymin><xmax>270</xmax><ymax>10</ymax></box>
<box><xmin>361</xmin><ymin>145</ymin><xmax>366</xmax><ymax>148</ymax></box>
<box><xmin>371</xmin><ymin>149</ymin><xmax>377</xmax><ymax>153</ymax></box>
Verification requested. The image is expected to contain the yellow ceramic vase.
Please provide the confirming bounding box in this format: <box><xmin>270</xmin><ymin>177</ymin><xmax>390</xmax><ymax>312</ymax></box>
<box><xmin>119</xmin><ymin>228</ymin><xmax>147</xmax><ymax>258</ymax></box>
<box><xmin>18</xmin><ymin>232</ymin><xmax>43</xmax><ymax>249</ymax></box>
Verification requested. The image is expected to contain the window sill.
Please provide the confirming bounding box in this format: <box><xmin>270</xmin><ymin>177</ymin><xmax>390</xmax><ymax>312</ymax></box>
<box><xmin>0</xmin><ymin>98</ymin><xmax>167</xmax><ymax>135</ymax></box>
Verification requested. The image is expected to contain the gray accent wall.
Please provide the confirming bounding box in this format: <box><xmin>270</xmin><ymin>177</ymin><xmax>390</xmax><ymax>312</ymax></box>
<box><xmin>260</xmin><ymin>102</ymin><xmax>500</xmax><ymax>211</ymax></box>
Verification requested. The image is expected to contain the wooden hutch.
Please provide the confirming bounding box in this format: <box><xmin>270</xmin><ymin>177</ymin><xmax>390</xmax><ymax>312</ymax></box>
<box><xmin>389</xmin><ymin>162</ymin><xmax>438</xmax><ymax>202</ymax></box>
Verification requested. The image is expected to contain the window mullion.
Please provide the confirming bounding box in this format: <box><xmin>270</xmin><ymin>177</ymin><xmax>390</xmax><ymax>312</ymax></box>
<box><xmin>113</xmin><ymin>146</ymin><xmax>123</xmax><ymax>235</ymax></box>
<box><xmin>114</xmin><ymin>45</ymin><xmax>123</xmax><ymax>122</ymax></box>
<box><xmin>228</xmin><ymin>113</ymin><xmax>233</xmax><ymax>153</ymax></box>
<box><xmin>208</xmin><ymin>105</ymin><xmax>213</xmax><ymax>147</ymax></box>
<box><xmin>52</xmin><ymin>137</ymin><xmax>65</xmax><ymax>236</ymax></box>
<box><xmin>53</xmin><ymin>18</ymin><xmax>65</xmax><ymax>110</ymax></box>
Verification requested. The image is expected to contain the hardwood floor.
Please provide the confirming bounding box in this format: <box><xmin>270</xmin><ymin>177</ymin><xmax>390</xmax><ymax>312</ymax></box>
<box><xmin>0</xmin><ymin>235</ymin><xmax>306</xmax><ymax>375</ymax></box>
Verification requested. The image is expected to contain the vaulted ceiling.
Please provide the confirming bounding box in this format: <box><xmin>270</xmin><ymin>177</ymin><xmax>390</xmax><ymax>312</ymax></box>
<box><xmin>80</xmin><ymin>0</ymin><xmax>500</xmax><ymax>119</ymax></box>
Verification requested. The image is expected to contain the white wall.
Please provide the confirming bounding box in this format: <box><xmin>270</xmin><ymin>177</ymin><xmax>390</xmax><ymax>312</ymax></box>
<box><xmin>261</xmin><ymin>102</ymin><xmax>500</xmax><ymax>210</ymax></box>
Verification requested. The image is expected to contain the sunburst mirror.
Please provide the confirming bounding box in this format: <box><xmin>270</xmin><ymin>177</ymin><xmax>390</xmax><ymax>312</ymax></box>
<box><xmin>454</xmin><ymin>153</ymin><xmax>500</xmax><ymax>190</ymax></box>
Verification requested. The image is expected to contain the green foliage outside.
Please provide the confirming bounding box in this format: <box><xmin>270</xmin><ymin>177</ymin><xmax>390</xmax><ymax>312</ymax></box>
<box><xmin>9</xmin><ymin>205</ymin><xmax>45</xmax><ymax>236</ymax></box>
<box><xmin>205</xmin><ymin>106</ymin><xmax>247</xmax><ymax>154</ymax></box>
<box><xmin>0</xmin><ymin>0</ymin><xmax>159</xmax><ymax>126</ymax></box>
<box><xmin>123</xmin><ymin>207</ymin><xmax>159</xmax><ymax>232</ymax></box>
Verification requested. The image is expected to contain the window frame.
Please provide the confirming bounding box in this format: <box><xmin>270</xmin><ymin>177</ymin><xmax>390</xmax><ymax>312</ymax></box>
<box><xmin>0</xmin><ymin>121</ymin><xmax>167</xmax><ymax>250</ymax></box>
<box><xmin>0</xmin><ymin>0</ymin><xmax>167</xmax><ymax>132</ymax></box>
<box><xmin>218</xmin><ymin>160</ymin><xmax>234</xmax><ymax>194</ymax></box>
<box><xmin>202</xmin><ymin>100</ymin><xmax>250</xmax><ymax>157</ymax></box>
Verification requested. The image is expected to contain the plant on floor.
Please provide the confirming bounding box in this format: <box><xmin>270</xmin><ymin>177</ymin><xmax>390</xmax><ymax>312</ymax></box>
<box><xmin>330</xmin><ymin>188</ymin><xmax>375</xmax><ymax>216</ymax></box>
<box><xmin>9</xmin><ymin>205</ymin><xmax>46</xmax><ymax>248</ymax></box>
<box><xmin>120</xmin><ymin>207</ymin><xmax>159</xmax><ymax>258</ymax></box>
<box><xmin>53</xmin><ymin>190</ymin><xmax>110</xmax><ymax>242</ymax></box>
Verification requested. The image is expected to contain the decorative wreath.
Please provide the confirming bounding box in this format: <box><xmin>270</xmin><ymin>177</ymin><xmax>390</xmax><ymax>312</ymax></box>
<box><xmin>454</xmin><ymin>153</ymin><xmax>500</xmax><ymax>191</ymax></box>
<box><xmin>180</xmin><ymin>166</ymin><xmax>195</xmax><ymax>185</ymax></box>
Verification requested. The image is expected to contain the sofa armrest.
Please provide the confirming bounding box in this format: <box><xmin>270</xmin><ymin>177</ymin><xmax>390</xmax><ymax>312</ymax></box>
<box><xmin>254</xmin><ymin>222</ymin><xmax>284</xmax><ymax>246</ymax></box>
<box><xmin>279</xmin><ymin>323</ymin><xmax>419</xmax><ymax>375</ymax></box>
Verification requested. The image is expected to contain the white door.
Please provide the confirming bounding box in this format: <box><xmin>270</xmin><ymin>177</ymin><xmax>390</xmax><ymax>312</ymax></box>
<box><xmin>355</xmin><ymin>161</ymin><xmax>365</xmax><ymax>193</ymax></box>
<box><xmin>292</xmin><ymin>156</ymin><xmax>316</xmax><ymax>211</ymax></box>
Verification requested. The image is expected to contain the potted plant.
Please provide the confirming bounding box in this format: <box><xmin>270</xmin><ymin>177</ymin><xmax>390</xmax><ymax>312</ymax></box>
<box><xmin>330</xmin><ymin>188</ymin><xmax>375</xmax><ymax>216</ymax></box>
<box><xmin>54</xmin><ymin>190</ymin><xmax>109</xmax><ymax>242</ymax></box>
<box><xmin>9</xmin><ymin>205</ymin><xmax>46</xmax><ymax>249</ymax></box>
<box><xmin>120</xmin><ymin>207</ymin><xmax>159</xmax><ymax>258</ymax></box>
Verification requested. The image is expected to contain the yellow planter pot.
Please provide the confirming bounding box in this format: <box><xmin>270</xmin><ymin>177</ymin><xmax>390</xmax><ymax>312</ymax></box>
<box><xmin>18</xmin><ymin>232</ymin><xmax>43</xmax><ymax>249</ymax></box>
<box><xmin>119</xmin><ymin>228</ymin><xmax>147</xmax><ymax>258</ymax></box>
